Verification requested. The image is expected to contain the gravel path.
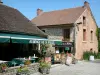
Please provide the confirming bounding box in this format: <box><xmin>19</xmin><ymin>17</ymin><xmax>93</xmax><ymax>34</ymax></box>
<box><xmin>31</xmin><ymin>61</ymin><xmax>100</xmax><ymax>75</ymax></box>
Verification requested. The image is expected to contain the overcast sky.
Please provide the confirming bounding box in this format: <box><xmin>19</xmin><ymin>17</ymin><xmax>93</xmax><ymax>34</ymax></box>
<box><xmin>3</xmin><ymin>0</ymin><xmax>100</xmax><ymax>27</ymax></box>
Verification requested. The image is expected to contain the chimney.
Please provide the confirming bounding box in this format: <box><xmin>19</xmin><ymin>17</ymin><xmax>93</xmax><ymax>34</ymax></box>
<box><xmin>0</xmin><ymin>0</ymin><xmax>3</xmax><ymax>4</ymax></box>
<box><xmin>84</xmin><ymin>1</ymin><xmax>90</xmax><ymax>10</ymax></box>
<box><xmin>37</xmin><ymin>8</ymin><xmax>43</xmax><ymax>16</ymax></box>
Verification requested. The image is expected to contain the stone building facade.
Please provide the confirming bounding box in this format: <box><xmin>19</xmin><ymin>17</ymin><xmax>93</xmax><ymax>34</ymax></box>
<box><xmin>32</xmin><ymin>1</ymin><xmax>98</xmax><ymax>59</ymax></box>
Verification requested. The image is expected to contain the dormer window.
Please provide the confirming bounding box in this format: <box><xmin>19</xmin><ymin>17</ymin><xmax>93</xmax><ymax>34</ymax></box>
<box><xmin>83</xmin><ymin>16</ymin><xmax>86</xmax><ymax>26</ymax></box>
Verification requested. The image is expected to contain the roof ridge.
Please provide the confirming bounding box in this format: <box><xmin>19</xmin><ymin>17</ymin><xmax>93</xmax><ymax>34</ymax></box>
<box><xmin>43</xmin><ymin>6</ymin><xmax>84</xmax><ymax>13</ymax></box>
<box><xmin>0</xmin><ymin>3</ymin><xmax>16</xmax><ymax>10</ymax></box>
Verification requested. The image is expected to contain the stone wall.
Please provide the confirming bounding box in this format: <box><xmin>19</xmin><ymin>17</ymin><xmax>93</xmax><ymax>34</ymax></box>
<box><xmin>41</xmin><ymin>27</ymin><xmax>74</xmax><ymax>54</ymax></box>
<box><xmin>42</xmin><ymin>27</ymin><xmax>74</xmax><ymax>41</ymax></box>
<box><xmin>45</xmin><ymin>28</ymin><xmax>63</xmax><ymax>41</ymax></box>
<box><xmin>0</xmin><ymin>63</ymin><xmax>39</xmax><ymax>75</ymax></box>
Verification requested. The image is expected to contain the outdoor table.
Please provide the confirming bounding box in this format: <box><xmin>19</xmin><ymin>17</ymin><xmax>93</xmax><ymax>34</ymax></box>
<box><xmin>0</xmin><ymin>60</ymin><xmax>8</xmax><ymax>64</ymax></box>
<box><xmin>31</xmin><ymin>57</ymin><xmax>38</xmax><ymax>63</ymax></box>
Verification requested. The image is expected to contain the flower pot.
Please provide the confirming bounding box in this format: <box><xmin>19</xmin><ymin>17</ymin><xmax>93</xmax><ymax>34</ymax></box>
<box><xmin>46</xmin><ymin>68</ymin><xmax>50</xmax><ymax>74</ymax></box>
<box><xmin>40</xmin><ymin>68</ymin><xmax>47</xmax><ymax>74</ymax></box>
<box><xmin>40</xmin><ymin>67</ymin><xmax>50</xmax><ymax>74</ymax></box>
<box><xmin>89</xmin><ymin>55</ymin><xmax>94</xmax><ymax>61</ymax></box>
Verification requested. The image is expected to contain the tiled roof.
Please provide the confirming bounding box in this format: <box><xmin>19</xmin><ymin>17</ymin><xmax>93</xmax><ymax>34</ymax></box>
<box><xmin>0</xmin><ymin>4</ymin><xmax>47</xmax><ymax>37</ymax></box>
<box><xmin>32</xmin><ymin>7</ymin><xmax>86</xmax><ymax>26</ymax></box>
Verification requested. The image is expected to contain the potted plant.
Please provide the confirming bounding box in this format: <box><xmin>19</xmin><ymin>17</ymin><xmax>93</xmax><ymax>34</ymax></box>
<box><xmin>0</xmin><ymin>63</ymin><xmax>7</xmax><ymax>73</ymax></box>
<box><xmin>39</xmin><ymin>61</ymin><xmax>51</xmax><ymax>74</ymax></box>
<box><xmin>16</xmin><ymin>65</ymin><xmax>30</xmax><ymax>75</ymax></box>
<box><xmin>24</xmin><ymin>60</ymin><xmax>31</xmax><ymax>65</ymax></box>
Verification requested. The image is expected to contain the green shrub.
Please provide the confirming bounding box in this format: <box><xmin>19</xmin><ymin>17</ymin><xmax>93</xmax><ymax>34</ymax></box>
<box><xmin>0</xmin><ymin>63</ymin><xmax>8</xmax><ymax>73</ymax></box>
<box><xmin>83</xmin><ymin>51</ymin><xmax>100</xmax><ymax>60</ymax></box>
<box><xmin>96</xmin><ymin>52</ymin><xmax>100</xmax><ymax>59</ymax></box>
<box><xmin>83</xmin><ymin>51</ymin><xmax>90</xmax><ymax>60</ymax></box>
<box><xmin>40</xmin><ymin>61</ymin><xmax>51</xmax><ymax>69</ymax></box>
<box><xmin>17</xmin><ymin>65</ymin><xmax>30</xmax><ymax>74</ymax></box>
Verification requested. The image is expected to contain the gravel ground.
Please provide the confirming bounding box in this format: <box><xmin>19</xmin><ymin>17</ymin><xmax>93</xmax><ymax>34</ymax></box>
<box><xmin>31</xmin><ymin>61</ymin><xmax>100</xmax><ymax>75</ymax></box>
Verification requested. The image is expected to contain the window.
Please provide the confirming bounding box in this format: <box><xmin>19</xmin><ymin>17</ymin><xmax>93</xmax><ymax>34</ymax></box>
<box><xmin>83</xmin><ymin>16</ymin><xmax>86</xmax><ymax>26</ymax></box>
<box><xmin>42</xmin><ymin>30</ymin><xmax>45</xmax><ymax>32</ymax></box>
<box><xmin>90</xmin><ymin>48</ymin><xmax>93</xmax><ymax>52</ymax></box>
<box><xmin>63</xmin><ymin>29</ymin><xmax>70</xmax><ymax>41</ymax></box>
<box><xmin>91</xmin><ymin>31</ymin><xmax>93</xmax><ymax>41</ymax></box>
<box><xmin>83</xmin><ymin>29</ymin><xmax>86</xmax><ymax>41</ymax></box>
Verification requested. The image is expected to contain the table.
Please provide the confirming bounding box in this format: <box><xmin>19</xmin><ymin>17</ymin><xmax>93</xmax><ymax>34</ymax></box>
<box><xmin>31</xmin><ymin>57</ymin><xmax>38</xmax><ymax>63</ymax></box>
<box><xmin>0</xmin><ymin>60</ymin><xmax>8</xmax><ymax>64</ymax></box>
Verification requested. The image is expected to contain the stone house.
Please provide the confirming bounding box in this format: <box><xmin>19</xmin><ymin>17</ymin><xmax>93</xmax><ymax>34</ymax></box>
<box><xmin>32</xmin><ymin>1</ymin><xmax>98</xmax><ymax>60</ymax></box>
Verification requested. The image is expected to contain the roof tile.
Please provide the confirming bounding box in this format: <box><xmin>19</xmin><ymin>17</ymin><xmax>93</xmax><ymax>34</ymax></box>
<box><xmin>0</xmin><ymin>4</ymin><xmax>47</xmax><ymax>37</ymax></box>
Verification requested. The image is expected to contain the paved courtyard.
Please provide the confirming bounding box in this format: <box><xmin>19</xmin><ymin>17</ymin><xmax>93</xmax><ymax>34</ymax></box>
<box><xmin>32</xmin><ymin>60</ymin><xmax>100</xmax><ymax>75</ymax></box>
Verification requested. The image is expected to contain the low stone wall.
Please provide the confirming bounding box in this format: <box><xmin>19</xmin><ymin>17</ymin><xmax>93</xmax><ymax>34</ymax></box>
<box><xmin>0</xmin><ymin>63</ymin><xmax>39</xmax><ymax>75</ymax></box>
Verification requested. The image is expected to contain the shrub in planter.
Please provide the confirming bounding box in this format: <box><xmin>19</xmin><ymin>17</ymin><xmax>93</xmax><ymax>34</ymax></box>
<box><xmin>0</xmin><ymin>63</ymin><xmax>8</xmax><ymax>73</ymax></box>
<box><xmin>16</xmin><ymin>65</ymin><xmax>30</xmax><ymax>75</ymax></box>
<box><xmin>39</xmin><ymin>61</ymin><xmax>51</xmax><ymax>74</ymax></box>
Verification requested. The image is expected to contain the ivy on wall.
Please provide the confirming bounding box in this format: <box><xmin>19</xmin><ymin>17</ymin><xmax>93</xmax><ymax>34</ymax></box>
<box><xmin>96</xmin><ymin>28</ymin><xmax>100</xmax><ymax>52</ymax></box>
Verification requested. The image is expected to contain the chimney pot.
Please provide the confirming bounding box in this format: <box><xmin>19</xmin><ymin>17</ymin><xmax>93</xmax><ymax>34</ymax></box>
<box><xmin>84</xmin><ymin>1</ymin><xmax>90</xmax><ymax>10</ymax></box>
<box><xmin>37</xmin><ymin>8</ymin><xmax>43</xmax><ymax>16</ymax></box>
<box><xmin>84</xmin><ymin>1</ymin><xmax>89</xmax><ymax>6</ymax></box>
<box><xmin>0</xmin><ymin>0</ymin><xmax>3</xmax><ymax>4</ymax></box>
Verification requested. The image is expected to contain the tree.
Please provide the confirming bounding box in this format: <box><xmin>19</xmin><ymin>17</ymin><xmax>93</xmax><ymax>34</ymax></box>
<box><xmin>96</xmin><ymin>28</ymin><xmax>100</xmax><ymax>52</ymax></box>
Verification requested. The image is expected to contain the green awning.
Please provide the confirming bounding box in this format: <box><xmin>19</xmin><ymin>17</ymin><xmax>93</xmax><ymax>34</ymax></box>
<box><xmin>0</xmin><ymin>34</ymin><xmax>10</xmax><ymax>43</ymax></box>
<box><xmin>54</xmin><ymin>41</ymin><xmax>74</xmax><ymax>47</ymax></box>
<box><xmin>55</xmin><ymin>41</ymin><xmax>62</xmax><ymax>45</ymax></box>
<box><xmin>0</xmin><ymin>33</ymin><xmax>48</xmax><ymax>44</ymax></box>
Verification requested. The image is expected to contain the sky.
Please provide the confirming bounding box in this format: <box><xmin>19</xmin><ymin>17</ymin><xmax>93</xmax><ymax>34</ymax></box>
<box><xmin>2</xmin><ymin>0</ymin><xmax>100</xmax><ymax>27</ymax></box>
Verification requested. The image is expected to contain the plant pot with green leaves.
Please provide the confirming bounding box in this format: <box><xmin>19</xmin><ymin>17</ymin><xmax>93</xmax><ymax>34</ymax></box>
<box><xmin>0</xmin><ymin>63</ymin><xmax>8</xmax><ymax>73</ymax></box>
<box><xmin>39</xmin><ymin>61</ymin><xmax>51</xmax><ymax>74</ymax></box>
<box><xmin>16</xmin><ymin>65</ymin><xmax>30</xmax><ymax>75</ymax></box>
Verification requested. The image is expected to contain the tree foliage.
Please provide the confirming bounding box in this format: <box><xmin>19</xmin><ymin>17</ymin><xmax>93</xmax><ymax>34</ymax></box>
<box><xmin>96</xmin><ymin>28</ymin><xmax>100</xmax><ymax>52</ymax></box>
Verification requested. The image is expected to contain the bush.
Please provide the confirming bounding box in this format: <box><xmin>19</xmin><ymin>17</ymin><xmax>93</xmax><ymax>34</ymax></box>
<box><xmin>96</xmin><ymin>52</ymin><xmax>100</xmax><ymax>59</ymax></box>
<box><xmin>83</xmin><ymin>51</ymin><xmax>100</xmax><ymax>60</ymax></box>
<box><xmin>39</xmin><ymin>61</ymin><xmax>51</xmax><ymax>69</ymax></box>
<box><xmin>0</xmin><ymin>63</ymin><xmax>8</xmax><ymax>73</ymax></box>
<box><xmin>24</xmin><ymin>60</ymin><xmax>31</xmax><ymax>65</ymax></box>
<box><xmin>39</xmin><ymin>61</ymin><xmax>51</xmax><ymax>74</ymax></box>
<box><xmin>83</xmin><ymin>51</ymin><xmax>91</xmax><ymax>60</ymax></box>
<box><xmin>17</xmin><ymin>65</ymin><xmax>30</xmax><ymax>75</ymax></box>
